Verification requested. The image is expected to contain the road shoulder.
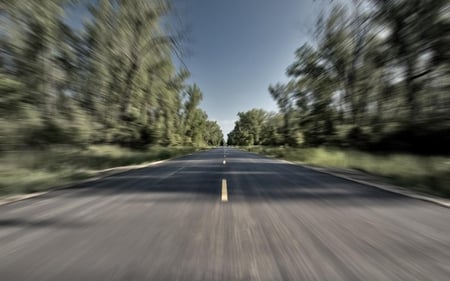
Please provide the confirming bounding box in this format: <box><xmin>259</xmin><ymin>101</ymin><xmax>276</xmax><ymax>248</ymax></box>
<box><xmin>0</xmin><ymin>159</ymin><xmax>168</xmax><ymax>207</ymax></box>
<box><xmin>239</xmin><ymin>148</ymin><xmax>450</xmax><ymax>208</ymax></box>
<box><xmin>284</xmin><ymin>160</ymin><xmax>450</xmax><ymax>208</ymax></box>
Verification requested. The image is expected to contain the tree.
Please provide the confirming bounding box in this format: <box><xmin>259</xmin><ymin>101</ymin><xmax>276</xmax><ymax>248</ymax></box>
<box><xmin>228</xmin><ymin>109</ymin><xmax>271</xmax><ymax>146</ymax></box>
<box><xmin>264</xmin><ymin>0</ymin><xmax>450</xmax><ymax>153</ymax></box>
<box><xmin>0</xmin><ymin>0</ymin><xmax>223</xmax><ymax>149</ymax></box>
<box><xmin>372</xmin><ymin>0</ymin><xmax>450</xmax><ymax>123</ymax></box>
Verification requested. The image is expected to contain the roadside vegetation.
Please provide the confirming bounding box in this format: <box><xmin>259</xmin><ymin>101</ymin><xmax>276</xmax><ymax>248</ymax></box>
<box><xmin>0</xmin><ymin>1</ymin><xmax>224</xmax><ymax>195</ymax></box>
<box><xmin>244</xmin><ymin>146</ymin><xmax>450</xmax><ymax>198</ymax></box>
<box><xmin>0</xmin><ymin>145</ymin><xmax>203</xmax><ymax>195</ymax></box>
<box><xmin>228</xmin><ymin>0</ymin><xmax>449</xmax><ymax>197</ymax></box>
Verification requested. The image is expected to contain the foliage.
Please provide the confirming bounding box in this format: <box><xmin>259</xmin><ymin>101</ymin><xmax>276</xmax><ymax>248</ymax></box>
<box><xmin>245</xmin><ymin>146</ymin><xmax>450</xmax><ymax>197</ymax></box>
<box><xmin>0</xmin><ymin>0</ymin><xmax>223</xmax><ymax>150</ymax></box>
<box><xmin>264</xmin><ymin>0</ymin><xmax>450</xmax><ymax>154</ymax></box>
<box><xmin>228</xmin><ymin>109</ymin><xmax>276</xmax><ymax>146</ymax></box>
<box><xmin>0</xmin><ymin>145</ymin><xmax>202</xmax><ymax>195</ymax></box>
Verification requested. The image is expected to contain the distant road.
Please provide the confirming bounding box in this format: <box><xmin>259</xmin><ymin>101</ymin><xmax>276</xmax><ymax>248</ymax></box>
<box><xmin>1</xmin><ymin>148</ymin><xmax>449</xmax><ymax>281</ymax></box>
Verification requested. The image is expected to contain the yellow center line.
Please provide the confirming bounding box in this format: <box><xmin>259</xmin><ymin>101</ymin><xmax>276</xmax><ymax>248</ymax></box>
<box><xmin>221</xmin><ymin>179</ymin><xmax>228</xmax><ymax>202</ymax></box>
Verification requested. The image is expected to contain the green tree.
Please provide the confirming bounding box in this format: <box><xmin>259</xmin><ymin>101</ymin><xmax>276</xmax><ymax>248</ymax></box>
<box><xmin>0</xmin><ymin>0</ymin><xmax>222</xmax><ymax>149</ymax></box>
<box><xmin>227</xmin><ymin>109</ymin><xmax>271</xmax><ymax>146</ymax></box>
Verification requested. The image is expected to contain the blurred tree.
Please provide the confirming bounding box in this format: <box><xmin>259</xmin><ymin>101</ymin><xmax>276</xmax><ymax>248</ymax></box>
<box><xmin>0</xmin><ymin>0</ymin><xmax>223</xmax><ymax>149</ymax></box>
<box><xmin>228</xmin><ymin>109</ymin><xmax>281</xmax><ymax>146</ymax></box>
<box><xmin>372</xmin><ymin>0</ymin><xmax>450</xmax><ymax>123</ymax></box>
<box><xmin>264</xmin><ymin>0</ymin><xmax>450</xmax><ymax>153</ymax></box>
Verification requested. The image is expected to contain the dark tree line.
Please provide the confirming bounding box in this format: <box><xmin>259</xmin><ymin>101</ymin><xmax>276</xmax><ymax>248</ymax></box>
<box><xmin>0</xmin><ymin>0</ymin><xmax>223</xmax><ymax>150</ymax></box>
<box><xmin>229</xmin><ymin>0</ymin><xmax>450</xmax><ymax>154</ymax></box>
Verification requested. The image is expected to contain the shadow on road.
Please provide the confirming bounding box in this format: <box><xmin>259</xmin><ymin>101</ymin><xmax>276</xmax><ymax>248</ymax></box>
<box><xmin>0</xmin><ymin>218</ymin><xmax>90</xmax><ymax>229</ymax></box>
<box><xmin>51</xmin><ymin>154</ymin><xmax>411</xmax><ymax>207</ymax></box>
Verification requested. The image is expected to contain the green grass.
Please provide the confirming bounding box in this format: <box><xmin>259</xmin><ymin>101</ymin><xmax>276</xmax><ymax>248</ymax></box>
<box><xmin>243</xmin><ymin>146</ymin><xmax>450</xmax><ymax>198</ymax></box>
<box><xmin>0</xmin><ymin>145</ymin><xmax>203</xmax><ymax>195</ymax></box>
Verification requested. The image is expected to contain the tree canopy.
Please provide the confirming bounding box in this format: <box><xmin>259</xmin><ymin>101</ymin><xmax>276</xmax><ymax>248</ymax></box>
<box><xmin>0</xmin><ymin>0</ymin><xmax>223</xmax><ymax>149</ymax></box>
<box><xmin>228</xmin><ymin>0</ymin><xmax>450</xmax><ymax>154</ymax></box>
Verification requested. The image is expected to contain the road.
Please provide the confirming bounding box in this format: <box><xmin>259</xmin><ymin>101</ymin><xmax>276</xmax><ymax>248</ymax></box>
<box><xmin>0</xmin><ymin>148</ymin><xmax>449</xmax><ymax>280</ymax></box>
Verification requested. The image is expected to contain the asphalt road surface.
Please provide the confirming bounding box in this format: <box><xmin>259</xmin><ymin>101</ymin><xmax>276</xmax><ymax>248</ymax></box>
<box><xmin>1</xmin><ymin>148</ymin><xmax>449</xmax><ymax>281</ymax></box>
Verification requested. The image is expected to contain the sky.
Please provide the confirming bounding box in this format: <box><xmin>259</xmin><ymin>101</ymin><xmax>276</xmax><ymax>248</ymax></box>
<box><xmin>174</xmin><ymin>0</ymin><xmax>325</xmax><ymax>135</ymax></box>
<box><xmin>66</xmin><ymin>0</ymin><xmax>329</xmax><ymax>136</ymax></box>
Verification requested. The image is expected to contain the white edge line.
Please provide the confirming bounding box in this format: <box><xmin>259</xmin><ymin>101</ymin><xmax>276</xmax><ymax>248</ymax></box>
<box><xmin>0</xmin><ymin>159</ymin><xmax>169</xmax><ymax>207</ymax></box>
<box><xmin>238</xmin><ymin>149</ymin><xmax>449</xmax><ymax>209</ymax></box>
<box><xmin>286</xmin><ymin>160</ymin><xmax>450</xmax><ymax>208</ymax></box>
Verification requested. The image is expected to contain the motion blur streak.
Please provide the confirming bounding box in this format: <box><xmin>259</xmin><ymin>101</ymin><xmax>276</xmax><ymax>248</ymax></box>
<box><xmin>0</xmin><ymin>148</ymin><xmax>449</xmax><ymax>280</ymax></box>
<box><xmin>1</xmin><ymin>0</ymin><xmax>450</xmax><ymax>280</ymax></box>
<box><xmin>0</xmin><ymin>0</ymin><xmax>224</xmax><ymax>151</ymax></box>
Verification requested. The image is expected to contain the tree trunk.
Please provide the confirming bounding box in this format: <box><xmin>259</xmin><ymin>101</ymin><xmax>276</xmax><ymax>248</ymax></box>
<box><xmin>120</xmin><ymin>20</ymin><xmax>143</xmax><ymax>120</ymax></box>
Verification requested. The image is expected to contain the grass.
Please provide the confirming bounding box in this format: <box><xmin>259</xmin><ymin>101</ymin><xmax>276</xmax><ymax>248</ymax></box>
<box><xmin>243</xmin><ymin>146</ymin><xmax>450</xmax><ymax>198</ymax></box>
<box><xmin>0</xmin><ymin>145</ymin><xmax>203</xmax><ymax>195</ymax></box>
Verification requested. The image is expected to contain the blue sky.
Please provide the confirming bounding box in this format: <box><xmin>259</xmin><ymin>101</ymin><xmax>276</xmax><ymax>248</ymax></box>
<box><xmin>67</xmin><ymin>0</ymin><xmax>329</xmax><ymax>135</ymax></box>
<box><xmin>174</xmin><ymin>0</ymin><xmax>325</xmax><ymax>135</ymax></box>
